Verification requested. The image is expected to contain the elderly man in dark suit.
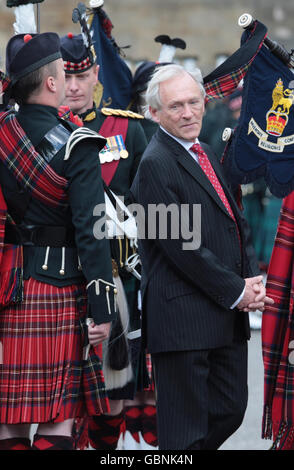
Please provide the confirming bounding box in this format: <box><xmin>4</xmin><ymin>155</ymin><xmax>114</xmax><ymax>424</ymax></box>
<box><xmin>130</xmin><ymin>64</ymin><xmax>273</xmax><ymax>450</ymax></box>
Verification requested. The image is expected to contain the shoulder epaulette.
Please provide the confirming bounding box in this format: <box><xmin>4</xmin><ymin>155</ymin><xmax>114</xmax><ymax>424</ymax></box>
<box><xmin>101</xmin><ymin>107</ymin><xmax>144</xmax><ymax>120</ymax></box>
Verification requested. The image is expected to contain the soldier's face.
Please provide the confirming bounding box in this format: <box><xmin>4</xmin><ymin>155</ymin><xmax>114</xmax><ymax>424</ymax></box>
<box><xmin>56</xmin><ymin>58</ymin><xmax>66</xmax><ymax>105</ymax></box>
<box><xmin>150</xmin><ymin>72</ymin><xmax>205</xmax><ymax>141</ymax></box>
<box><xmin>64</xmin><ymin>65</ymin><xmax>98</xmax><ymax>114</ymax></box>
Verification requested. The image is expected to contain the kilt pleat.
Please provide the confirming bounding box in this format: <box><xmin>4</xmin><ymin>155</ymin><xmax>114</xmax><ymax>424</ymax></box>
<box><xmin>0</xmin><ymin>277</ymin><xmax>106</xmax><ymax>424</ymax></box>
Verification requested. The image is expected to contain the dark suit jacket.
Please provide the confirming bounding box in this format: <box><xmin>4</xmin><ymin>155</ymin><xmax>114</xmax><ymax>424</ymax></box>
<box><xmin>131</xmin><ymin>128</ymin><xmax>260</xmax><ymax>354</ymax></box>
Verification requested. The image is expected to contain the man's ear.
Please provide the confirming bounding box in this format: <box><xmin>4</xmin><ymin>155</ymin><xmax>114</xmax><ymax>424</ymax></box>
<box><xmin>149</xmin><ymin>106</ymin><xmax>160</xmax><ymax>123</ymax></box>
<box><xmin>46</xmin><ymin>75</ymin><xmax>56</xmax><ymax>93</ymax></box>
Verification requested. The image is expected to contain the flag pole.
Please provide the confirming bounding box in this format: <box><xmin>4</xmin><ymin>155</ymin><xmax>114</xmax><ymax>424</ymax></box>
<box><xmin>36</xmin><ymin>3</ymin><xmax>40</xmax><ymax>33</ymax></box>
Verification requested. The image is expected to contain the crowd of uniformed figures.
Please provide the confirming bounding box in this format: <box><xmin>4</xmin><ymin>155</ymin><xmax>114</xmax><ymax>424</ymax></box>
<box><xmin>0</xmin><ymin>4</ymin><xmax>281</xmax><ymax>451</ymax></box>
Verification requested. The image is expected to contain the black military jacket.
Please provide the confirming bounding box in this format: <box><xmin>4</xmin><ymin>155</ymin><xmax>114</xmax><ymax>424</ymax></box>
<box><xmin>0</xmin><ymin>104</ymin><xmax>116</xmax><ymax>325</ymax></box>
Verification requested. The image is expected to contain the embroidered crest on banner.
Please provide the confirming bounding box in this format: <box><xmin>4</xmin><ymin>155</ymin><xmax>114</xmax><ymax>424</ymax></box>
<box><xmin>248</xmin><ymin>78</ymin><xmax>294</xmax><ymax>153</ymax></box>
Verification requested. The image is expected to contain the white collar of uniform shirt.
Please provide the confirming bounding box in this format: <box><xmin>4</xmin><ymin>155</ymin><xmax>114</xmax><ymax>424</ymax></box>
<box><xmin>160</xmin><ymin>125</ymin><xmax>200</xmax><ymax>163</ymax></box>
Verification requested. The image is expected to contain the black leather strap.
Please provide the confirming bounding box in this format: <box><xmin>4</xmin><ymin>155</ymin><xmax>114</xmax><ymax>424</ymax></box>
<box><xmin>35</xmin><ymin>123</ymin><xmax>71</xmax><ymax>164</ymax></box>
<box><xmin>5</xmin><ymin>223</ymin><xmax>75</xmax><ymax>247</ymax></box>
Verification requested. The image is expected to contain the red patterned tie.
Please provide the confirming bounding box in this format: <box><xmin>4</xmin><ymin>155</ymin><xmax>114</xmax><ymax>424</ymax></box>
<box><xmin>190</xmin><ymin>143</ymin><xmax>236</xmax><ymax>221</ymax></box>
<box><xmin>190</xmin><ymin>143</ymin><xmax>241</xmax><ymax>247</ymax></box>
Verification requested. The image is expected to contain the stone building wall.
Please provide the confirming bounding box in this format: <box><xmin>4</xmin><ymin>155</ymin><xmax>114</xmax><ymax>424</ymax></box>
<box><xmin>0</xmin><ymin>0</ymin><xmax>293</xmax><ymax>75</ymax></box>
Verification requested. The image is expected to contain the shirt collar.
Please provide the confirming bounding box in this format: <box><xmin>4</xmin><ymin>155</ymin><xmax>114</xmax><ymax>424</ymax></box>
<box><xmin>160</xmin><ymin>125</ymin><xmax>199</xmax><ymax>152</ymax></box>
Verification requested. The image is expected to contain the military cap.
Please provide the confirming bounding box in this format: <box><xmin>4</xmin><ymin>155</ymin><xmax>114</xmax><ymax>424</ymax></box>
<box><xmin>6</xmin><ymin>32</ymin><xmax>61</xmax><ymax>84</ymax></box>
<box><xmin>60</xmin><ymin>33</ymin><xmax>96</xmax><ymax>74</ymax></box>
<box><xmin>132</xmin><ymin>35</ymin><xmax>186</xmax><ymax>95</ymax></box>
<box><xmin>132</xmin><ymin>61</ymin><xmax>171</xmax><ymax>95</ymax></box>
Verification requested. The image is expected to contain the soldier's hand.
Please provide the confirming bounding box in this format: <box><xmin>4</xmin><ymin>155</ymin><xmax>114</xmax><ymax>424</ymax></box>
<box><xmin>88</xmin><ymin>321</ymin><xmax>111</xmax><ymax>346</ymax></box>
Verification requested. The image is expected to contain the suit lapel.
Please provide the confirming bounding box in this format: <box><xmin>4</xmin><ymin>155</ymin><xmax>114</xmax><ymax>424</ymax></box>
<box><xmin>157</xmin><ymin>129</ymin><xmax>232</xmax><ymax>218</ymax></box>
<box><xmin>205</xmin><ymin>144</ymin><xmax>243</xmax><ymax>221</ymax></box>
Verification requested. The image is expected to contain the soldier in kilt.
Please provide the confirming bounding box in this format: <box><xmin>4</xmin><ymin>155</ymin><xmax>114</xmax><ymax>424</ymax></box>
<box><xmin>60</xmin><ymin>33</ymin><xmax>148</xmax><ymax>450</ymax></box>
<box><xmin>0</xmin><ymin>32</ymin><xmax>116</xmax><ymax>450</ymax></box>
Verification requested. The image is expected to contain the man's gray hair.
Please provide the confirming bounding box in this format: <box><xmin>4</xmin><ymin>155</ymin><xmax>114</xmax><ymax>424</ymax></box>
<box><xmin>144</xmin><ymin>63</ymin><xmax>205</xmax><ymax>118</ymax></box>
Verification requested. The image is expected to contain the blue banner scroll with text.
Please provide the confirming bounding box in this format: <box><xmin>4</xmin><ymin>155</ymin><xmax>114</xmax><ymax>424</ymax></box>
<box><xmin>222</xmin><ymin>40</ymin><xmax>294</xmax><ymax>198</ymax></box>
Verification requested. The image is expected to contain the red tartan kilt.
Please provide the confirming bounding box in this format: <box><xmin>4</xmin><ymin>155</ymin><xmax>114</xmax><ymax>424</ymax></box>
<box><xmin>0</xmin><ymin>277</ymin><xmax>107</xmax><ymax>424</ymax></box>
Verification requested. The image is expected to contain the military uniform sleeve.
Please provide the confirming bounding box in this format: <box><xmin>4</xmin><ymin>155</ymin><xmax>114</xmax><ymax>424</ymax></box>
<box><xmin>64</xmin><ymin>139</ymin><xmax>116</xmax><ymax>325</ymax></box>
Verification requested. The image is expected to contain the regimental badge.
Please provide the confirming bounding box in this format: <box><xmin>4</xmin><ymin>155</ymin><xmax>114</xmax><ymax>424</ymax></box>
<box><xmin>99</xmin><ymin>134</ymin><xmax>129</xmax><ymax>164</ymax></box>
<box><xmin>248</xmin><ymin>78</ymin><xmax>294</xmax><ymax>153</ymax></box>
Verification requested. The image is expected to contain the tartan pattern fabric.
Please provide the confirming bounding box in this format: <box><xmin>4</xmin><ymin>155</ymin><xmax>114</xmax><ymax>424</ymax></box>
<box><xmin>82</xmin><ymin>344</ymin><xmax>109</xmax><ymax>416</ymax></box>
<box><xmin>0</xmin><ymin>111</ymin><xmax>68</xmax><ymax>208</ymax></box>
<box><xmin>64</xmin><ymin>58</ymin><xmax>92</xmax><ymax>73</ymax></box>
<box><xmin>0</xmin><ymin>278</ymin><xmax>108</xmax><ymax>424</ymax></box>
<box><xmin>262</xmin><ymin>192</ymin><xmax>294</xmax><ymax>449</ymax></box>
<box><xmin>0</xmin><ymin>111</ymin><xmax>69</xmax><ymax>308</ymax></box>
<box><xmin>0</xmin><ymin>188</ymin><xmax>23</xmax><ymax>308</ymax></box>
<box><xmin>0</xmin><ymin>187</ymin><xmax>7</xmax><ymax>249</ymax></box>
<box><xmin>203</xmin><ymin>21</ymin><xmax>266</xmax><ymax>103</ymax></box>
<box><xmin>204</xmin><ymin>66</ymin><xmax>249</xmax><ymax>103</ymax></box>
<box><xmin>0</xmin><ymin>71</ymin><xmax>11</xmax><ymax>93</ymax></box>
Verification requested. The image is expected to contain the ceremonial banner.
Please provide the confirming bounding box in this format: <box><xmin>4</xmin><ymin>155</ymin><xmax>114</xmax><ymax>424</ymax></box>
<box><xmin>203</xmin><ymin>20</ymin><xmax>267</xmax><ymax>102</ymax></box>
<box><xmin>89</xmin><ymin>7</ymin><xmax>132</xmax><ymax>109</ymax></box>
<box><xmin>222</xmin><ymin>32</ymin><xmax>294</xmax><ymax>198</ymax></box>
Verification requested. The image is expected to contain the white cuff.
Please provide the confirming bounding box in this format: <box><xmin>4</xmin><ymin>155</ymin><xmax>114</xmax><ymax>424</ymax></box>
<box><xmin>230</xmin><ymin>286</ymin><xmax>246</xmax><ymax>309</ymax></box>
